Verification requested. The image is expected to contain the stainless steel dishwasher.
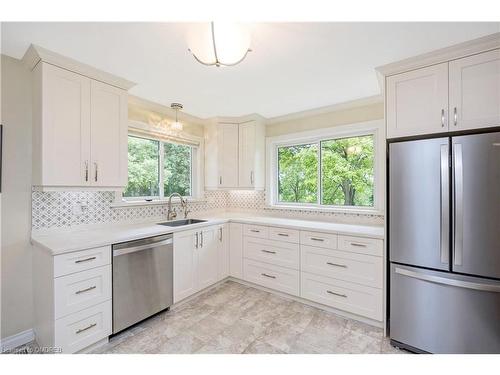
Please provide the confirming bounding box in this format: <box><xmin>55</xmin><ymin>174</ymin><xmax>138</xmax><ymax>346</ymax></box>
<box><xmin>112</xmin><ymin>234</ymin><xmax>173</xmax><ymax>334</ymax></box>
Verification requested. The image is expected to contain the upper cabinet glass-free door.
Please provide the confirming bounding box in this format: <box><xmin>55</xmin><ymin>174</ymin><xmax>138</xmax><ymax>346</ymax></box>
<box><xmin>386</xmin><ymin>63</ymin><xmax>449</xmax><ymax>138</ymax></box>
<box><xmin>449</xmin><ymin>49</ymin><xmax>500</xmax><ymax>132</ymax></box>
<box><xmin>217</xmin><ymin>123</ymin><xmax>239</xmax><ymax>188</ymax></box>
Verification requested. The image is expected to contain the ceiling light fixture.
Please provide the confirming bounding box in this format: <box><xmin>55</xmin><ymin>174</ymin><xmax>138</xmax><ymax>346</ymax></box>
<box><xmin>187</xmin><ymin>22</ymin><xmax>252</xmax><ymax>67</ymax></box>
<box><xmin>170</xmin><ymin>103</ymin><xmax>183</xmax><ymax>131</ymax></box>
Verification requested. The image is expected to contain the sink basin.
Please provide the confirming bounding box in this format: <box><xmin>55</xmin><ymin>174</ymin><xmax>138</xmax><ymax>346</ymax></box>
<box><xmin>157</xmin><ymin>219</ymin><xmax>207</xmax><ymax>227</ymax></box>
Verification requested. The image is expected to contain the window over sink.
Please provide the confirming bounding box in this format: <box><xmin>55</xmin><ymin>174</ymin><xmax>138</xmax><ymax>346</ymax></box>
<box><xmin>124</xmin><ymin>135</ymin><xmax>195</xmax><ymax>200</ymax></box>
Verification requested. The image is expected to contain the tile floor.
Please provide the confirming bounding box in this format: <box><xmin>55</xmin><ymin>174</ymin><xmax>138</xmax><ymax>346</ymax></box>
<box><xmin>89</xmin><ymin>280</ymin><xmax>406</xmax><ymax>354</ymax></box>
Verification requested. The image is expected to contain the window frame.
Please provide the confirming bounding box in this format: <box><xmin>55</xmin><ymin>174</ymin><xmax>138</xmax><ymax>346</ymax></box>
<box><xmin>267</xmin><ymin>120</ymin><xmax>385</xmax><ymax>214</ymax></box>
<box><xmin>122</xmin><ymin>134</ymin><xmax>201</xmax><ymax>202</ymax></box>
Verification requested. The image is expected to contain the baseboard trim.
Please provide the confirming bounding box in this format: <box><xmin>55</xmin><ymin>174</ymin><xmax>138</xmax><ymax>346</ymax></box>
<box><xmin>1</xmin><ymin>329</ymin><xmax>35</xmax><ymax>352</ymax></box>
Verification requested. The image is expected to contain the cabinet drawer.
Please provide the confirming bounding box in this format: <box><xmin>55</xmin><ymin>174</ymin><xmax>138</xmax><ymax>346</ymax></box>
<box><xmin>243</xmin><ymin>259</ymin><xmax>299</xmax><ymax>296</ymax></box>
<box><xmin>338</xmin><ymin>235</ymin><xmax>383</xmax><ymax>257</ymax></box>
<box><xmin>54</xmin><ymin>246</ymin><xmax>111</xmax><ymax>277</ymax></box>
<box><xmin>243</xmin><ymin>224</ymin><xmax>269</xmax><ymax>239</ymax></box>
<box><xmin>268</xmin><ymin>226</ymin><xmax>300</xmax><ymax>243</ymax></box>
<box><xmin>54</xmin><ymin>265</ymin><xmax>111</xmax><ymax>319</ymax></box>
<box><xmin>301</xmin><ymin>245</ymin><xmax>383</xmax><ymax>288</ymax></box>
<box><xmin>301</xmin><ymin>272</ymin><xmax>383</xmax><ymax>321</ymax></box>
<box><xmin>55</xmin><ymin>300</ymin><xmax>112</xmax><ymax>353</ymax></box>
<box><xmin>300</xmin><ymin>231</ymin><xmax>338</xmax><ymax>249</ymax></box>
<box><xmin>244</xmin><ymin>236</ymin><xmax>299</xmax><ymax>270</ymax></box>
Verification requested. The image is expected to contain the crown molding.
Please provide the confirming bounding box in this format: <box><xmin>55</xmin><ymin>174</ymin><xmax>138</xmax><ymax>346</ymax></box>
<box><xmin>376</xmin><ymin>32</ymin><xmax>500</xmax><ymax>79</ymax></box>
<box><xmin>22</xmin><ymin>44</ymin><xmax>136</xmax><ymax>90</ymax></box>
<box><xmin>266</xmin><ymin>95</ymin><xmax>383</xmax><ymax>125</ymax></box>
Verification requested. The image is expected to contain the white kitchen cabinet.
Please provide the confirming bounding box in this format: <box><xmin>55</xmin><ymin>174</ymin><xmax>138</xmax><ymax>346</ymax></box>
<box><xmin>89</xmin><ymin>80</ymin><xmax>128</xmax><ymax>187</ymax></box>
<box><xmin>217</xmin><ymin>224</ymin><xmax>230</xmax><ymax>281</ymax></box>
<box><xmin>386</xmin><ymin>63</ymin><xmax>449</xmax><ymax>138</ymax></box>
<box><xmin>217</xmin><ymin>123</ymin><xmax>239</xmax><ymax>188</ymax></box>
<box><xmin>449</xmin><ymin>49</ymin><xmax>500</xmax><ymax>131</ymax></box>
<box><xmin>204</xmin><ymin>118</ymin><xmax>265</xmax><ymax>190</ymax></box>
<box><xmin>31</xmin><ymin>56</ymin><xmax>131</xmax><ymax>188</ymax></box>
<box><xmin>229</xmin><ymin>223</ymin><xmax>244</xmax><ymax>278</ymax></box>
<box><xmin>173</xmin><ymin>224</ymin><xmax>226</xmax><ymax>303</ymax></box>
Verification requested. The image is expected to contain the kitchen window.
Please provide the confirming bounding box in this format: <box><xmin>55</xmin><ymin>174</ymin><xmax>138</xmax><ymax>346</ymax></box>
<box><xmin>268</xmin><ymin>120</ymin><xmax>384</xmax><ymax>213</ymax></box>
<box><xmin>124</xmin><ymin>135</ymin><xmax>195</xmax><ymax>200</ymax></box>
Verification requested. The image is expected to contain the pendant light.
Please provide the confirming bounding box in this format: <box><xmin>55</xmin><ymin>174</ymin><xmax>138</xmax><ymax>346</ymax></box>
<box><xmin>187</xmin><ymin>22</ymin><xmax>252</xmax><ymax>67</ymax></box>
<box><xmin>170</xmin><ymin>103</ymin><xmax>183</xmax><ymax>131</ymax></box>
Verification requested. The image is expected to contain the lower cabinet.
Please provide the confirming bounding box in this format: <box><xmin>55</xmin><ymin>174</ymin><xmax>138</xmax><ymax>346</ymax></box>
<box><xmin>173</xmin><ymin>224</ymin><xmax>229</xmax><ymax>303</ymax></box>
<box><xmin>243</xmin><ymin>258</ymin><xmax>300</xmax><ymax>296</ymax></box>
<box><xmin>229</xmin><ymin>223</ymin><xmax>243</xmax><ymax>278</ymax></box>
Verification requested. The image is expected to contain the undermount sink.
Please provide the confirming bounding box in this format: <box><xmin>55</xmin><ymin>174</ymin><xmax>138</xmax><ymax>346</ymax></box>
<box><xmin>157</xmin><ymin>219</ymin><xmax>207</xmax><ymax>227</ymax></box>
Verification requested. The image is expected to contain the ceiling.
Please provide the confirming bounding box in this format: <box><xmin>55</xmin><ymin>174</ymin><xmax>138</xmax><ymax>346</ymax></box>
<box><xmin>1</xmin><ymin>22</ymin><xmax>498</xmax><ymax>119</ymax></box>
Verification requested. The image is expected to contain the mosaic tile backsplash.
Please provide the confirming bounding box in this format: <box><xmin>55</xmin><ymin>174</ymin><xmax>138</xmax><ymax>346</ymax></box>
<box><xmin>32</xmin><ymin>190</ymin><xmax>383</xmax><ymax>230</ymax></box>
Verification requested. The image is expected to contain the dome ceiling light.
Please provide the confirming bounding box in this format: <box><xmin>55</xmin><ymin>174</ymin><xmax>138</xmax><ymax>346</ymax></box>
<box><xmin>187</xmin><ymin>22</ymin><xmax>252</xmax><ymax>67</ymax></box>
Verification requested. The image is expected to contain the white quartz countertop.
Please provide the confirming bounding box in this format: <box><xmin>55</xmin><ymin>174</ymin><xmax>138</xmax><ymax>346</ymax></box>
<box><xmin>31</xmin><ymin>212</ymin><xmax>384</xmax><ymax>255</ymax></box>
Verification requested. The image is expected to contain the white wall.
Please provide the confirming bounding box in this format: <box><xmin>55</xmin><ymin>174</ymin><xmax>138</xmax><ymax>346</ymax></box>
<box><xmin>0</xmin><ymin>54</ymin><xmax>33</xmax><ymax>339</ymax></box>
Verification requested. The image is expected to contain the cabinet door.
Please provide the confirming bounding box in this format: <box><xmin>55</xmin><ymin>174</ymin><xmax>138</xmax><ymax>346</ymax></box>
<box><xmin>40</xmin><ymin>63</ymin><xmax>91</xmax><ymax>186</ymax></box>
<box><xmin>229</xmin><ymin>223</ymin><xmax>243</xmax><ymax>278</ymax></box>
<box><xmin>449</xmin><ymin>49</ymin><xmax>500</xmax><ymax>131</ymax></box>
<box><xmin>238</xmin><ymin>121</ymin><xmax>256</xmax><ymax>188</ymax></box>
<box><xmin>386</xmin><ymin>63</ymin><xmax>449</xmax><ymax>138</ymax></box>
<box><xmin>173</xmin><ymin>230</ymin><xmax>198</xmax><ymax>303</ymax></box>
<box><xmin>90</xmin><ymin>80</ymin><xmax>128</xmax><ymax>187</ymax></box>
<box><xmin>217</xmin><ymin>224</ymin><xmax>230</xmax><ymax>280</ymax></box>
<box><xmin>198</xmin><ymin>227</ymin><xmax>219</xmax><ymax>290</ymax></box>
<box><xmin>217</xmin><ymin>123</ymin><xmax>239</xmax><ymax>188</ymax></box>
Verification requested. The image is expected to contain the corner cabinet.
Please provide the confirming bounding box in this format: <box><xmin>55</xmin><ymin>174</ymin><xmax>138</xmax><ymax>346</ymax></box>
<box><xmin>383</xmin><ymin>42</ymin><xmax>500</xmax><ymax>139</ymax></box>
<box><xmin>205</xmin><ymin>118</ymin><xmax>266</xmax><ymax>190</ymax></box>
<box><xmin>30</xmin><ymin>52</ymin><xmax>132</xmax><ymax>188</ymax></box>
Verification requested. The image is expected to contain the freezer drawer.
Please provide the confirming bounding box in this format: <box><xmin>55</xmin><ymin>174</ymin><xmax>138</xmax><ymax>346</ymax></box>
<box><xmin>390</xmin><ymin>264</ymin><xmax>500</xmax><ymax>353</ymax></box>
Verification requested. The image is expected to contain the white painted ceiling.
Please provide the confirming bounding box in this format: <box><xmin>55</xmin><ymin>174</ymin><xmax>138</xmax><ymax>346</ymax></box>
<box><xmin>2</xmin><ymin>22</ymin><xmax>499</xmax><ymax>118</ymax></box>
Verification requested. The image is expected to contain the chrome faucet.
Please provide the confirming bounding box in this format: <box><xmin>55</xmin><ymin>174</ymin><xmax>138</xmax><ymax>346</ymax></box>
<box><xmin>167</xmin><ymin>193</ymin><xmax>189</xmax><ymax>220</ymax></box>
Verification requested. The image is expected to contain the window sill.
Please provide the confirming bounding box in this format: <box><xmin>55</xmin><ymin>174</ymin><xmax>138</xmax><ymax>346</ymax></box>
<box><xmin>110</xmin><ymin>197</ymin><xmax>206</xmax><ymax>208</ymax></box>
<box><xmin>264</xmin><ymin>204</ymin><xmax>384</xmax><ymax>216</ymax></box>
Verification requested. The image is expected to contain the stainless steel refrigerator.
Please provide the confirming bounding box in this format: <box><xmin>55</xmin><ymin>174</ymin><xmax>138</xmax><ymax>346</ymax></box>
<box><xmin>389</xmin><ymin>131</ymin><xmax>500</xmax><ymax>354</ymax></box>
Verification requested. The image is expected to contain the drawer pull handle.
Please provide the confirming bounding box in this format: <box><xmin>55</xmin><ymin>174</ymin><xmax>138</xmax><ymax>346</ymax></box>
<box><xmin>76</xmin><ymin>323</ymin><xmax>97</xmax><ymax>334</ymax></box>
<box><xmin>261</xmin><ymin>273</ymin><xmax>276</xmax><ymax>279</ymax></box>
<box><xmin>326</xmin><ymin>262</ymin><xmax>347</xmax><ymax>268</ymax></box>
<box><xmin>75</xmin><ymin>256</ymin><xmax>97</xmax><ymax>264</ymax></box>
<box><xmin>250</xmin><ymin>229</ymin><xmax>261</xmax><ymax>233</ymax></box>
<box><xmin>277</xmin><ymin>233</ymin><xmax>289</xmax><ymax>237</ymax></box>
<box><xmin>350</xmin><ymin>242</ymin><xmax>367</xmax><ymax>247</ymax></box>
<box><xmin>310</xmin><ymin>237</ymin><xmax>325</xmax><ymax>242</ymax></box>
<box><xmin>75</xmin><ymin>285</ymin><xmax>97</xmax><ymax>295</ymax></box>
<box><xmin>261</xmin><ymin>250</ymin><xmax>277</xmax><ymax>254</ymax></box>
<box><xmin>327</xmin><ymin>290</ymin><xmax>347</xmax><ymax>298</ymax></box>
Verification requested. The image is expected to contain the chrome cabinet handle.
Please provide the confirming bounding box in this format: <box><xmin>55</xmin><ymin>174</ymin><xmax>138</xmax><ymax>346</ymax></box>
<box><xmin>75</xmin><ymin>285</ymin><xmax>97</xmax><ymax>295</ymax></box>
<box><xmin>441</xmin><ymin>109</ymin><xmax>445</xmax><ymax>127</ymax></box>
<box><xmin>219</xmin><ymin>227</ymin><xmax>223</xmax><ymax>242</ymax></box>
<box><xmin>326</xmin><ymin>262</ymin><xmax>347</xmax><ymax>268</ymax></box>
<box><xmin>261</xmin><ymin>249</ymin><xmax>276</xmax><ymax>254</ymax></box>
<box><xmin>261</xmin><ymin>273</ymin><xmax>276</xmax><ymax>279</ymax></box>
<box><xmin>277</xmin><ymin>233</ymin><xmax>289</xmax><ymax>237</ymax></box>
<box><xmin>84</xmin><ymin>160</ymin><xmax>89</xmax><ymax>182</ymax></box>
<box><xmin>195</xmin><ymin>232</ymin><xmax>199</xmax><ymax>249</ymax></box>
<box><xmin>453</xmin><ymin>143</ymin><xmax>463</xmax><ymax>266</ymax></box>
<box><xmin>250</xmin><ymin>171</ymin><xmax>254</xmax><ymax>185</ymax></box>
<box><xmin>440</xmin><ymin>144</ymin><xmax>450</xmax><ymax>264</ymax></box>
<box><xmin>350</xmin><ymin>242</ymin><xmax>367</xmax><ymax>247</ymax></box>
<box><xmin>453</xmin><ymin>107</ymin><xmax>458</xmax><ymax>126</ymax></box>
<box><xmin>200</xmin><ymin>231</ymin><xmax>204</xmax><ymax>248</ymax></box>
<box><xmin>76</xmin><ymin>323</ymin><xmax>97</xmax><ymax>334</ymax></box>
<box><xmin>250</xmin><ymin>229</ymin><xmax>260</xmax><ymax>233</ymax></box>
<box><xmin>219</xmin><ymin>176</ymin><xmax>222</xmax><ymax>185</ymax></box>
<box><xmin>94</xmin><ymin>162</ymin><xmax>98</xmax><ymax>182</ymax></box>
<box><xmin>75</xmin><ymin>257</ymin><xmax>96</xmax><ymax>264</ymax></box>
<box><xmin>327</xmin><ymin>290</ymin><xmax>347</xmax><ymax>298</ymax></box>
<box><xmin>310</xmin><ymin>237</ymin><xmax>324</xmax><ymax>242</ymax></box>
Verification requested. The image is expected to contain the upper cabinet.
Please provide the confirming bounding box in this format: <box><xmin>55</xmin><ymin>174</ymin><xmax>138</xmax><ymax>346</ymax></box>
<box><xmin>205</xmin><ymin>118</ymin><xmax>265</xmax><ymax>190</ymax></box>
<box><xmin>26</xmin><ymin>44</ymin><xmax>135</xmax><ymax>188</ymax></box>
<box><xmin>379</xmin><ymin>34</ymin><xmax>500</xmax><ymax>139</ymax></box>
<box><xmin>386</xmin><ymin>63</ymin><xmax>449</xmax><ymax>138</ymax></box>
<box><xmin>449</xmin><ymin>49</ymin><xmax>500</xmax><ymax>131</ymax></box>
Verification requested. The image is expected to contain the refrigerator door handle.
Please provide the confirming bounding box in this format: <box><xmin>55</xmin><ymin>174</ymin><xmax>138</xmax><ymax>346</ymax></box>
<box><xmin>440</xmin><ymin>144</ymin><xmax>450</xmax><ymax>264</ymax></box>
<box><xmin>453</xmin><ymin>143</ymin><xmax>464</xmax><ymax>266</ymax></box>
<box><xmin>395</xmin><ymin>267</ymin><xmax>500</xmax><ymax>293</ymax></box>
